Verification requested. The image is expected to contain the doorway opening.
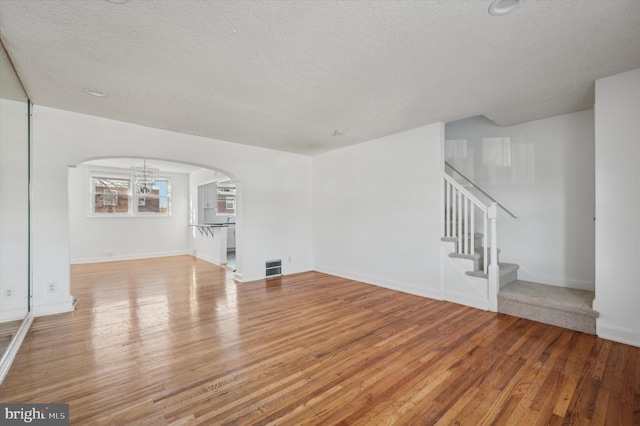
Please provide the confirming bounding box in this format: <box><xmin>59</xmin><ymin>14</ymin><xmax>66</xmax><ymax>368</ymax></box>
<box><xmin>68</xmin><ymin>157</ymin><xmax>241</xmax><ymax>275</ymax></box>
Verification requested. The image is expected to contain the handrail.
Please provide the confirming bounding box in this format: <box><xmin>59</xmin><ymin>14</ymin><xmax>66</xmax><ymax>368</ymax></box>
<box><xmin>443</xmin><ymin>173</ymin><xmax>488</xmax><ymax>214</ymax></box>
<box><xmin>442</xmin><ymin>173</ymin><xmax>496</xmax><ymax>275</ymax></box>
<box><xmin>442</xmin><ymin>172</ymin><xmax>500</xmax><ymax>311</ymax></box>
<box><xmin>445</xmin><ymin>161</ymin><xmax>518</xmax><ymax>218</ymax></box>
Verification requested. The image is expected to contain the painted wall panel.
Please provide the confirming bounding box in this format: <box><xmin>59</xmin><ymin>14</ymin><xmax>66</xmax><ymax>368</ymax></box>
<box><xmin>594</xmin><ymin>67</ymin><xmax>640</xmax><ymax>347</ymax></box>
<box><xmin>313</xmin><ymin>123</ymin><xmax>444</xmax><ymax>299</ymax></box>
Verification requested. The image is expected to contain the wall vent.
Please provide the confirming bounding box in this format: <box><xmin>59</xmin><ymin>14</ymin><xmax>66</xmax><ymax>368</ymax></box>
<box><xmin>265</xmin><ymin>259</ymin><xmax>282</xmax><ymax>278</ymax></box>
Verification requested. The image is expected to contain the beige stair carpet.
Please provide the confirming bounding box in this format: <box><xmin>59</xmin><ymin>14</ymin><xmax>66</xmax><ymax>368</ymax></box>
<box><xmin>498</xmin><ymin>280</ymin><xmax>598</xmax><ymax>335</ymax></box>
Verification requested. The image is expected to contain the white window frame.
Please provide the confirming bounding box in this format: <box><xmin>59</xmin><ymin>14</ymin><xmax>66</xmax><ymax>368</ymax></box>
<box><xmin>90</xmin><ymin>171</ymin><xmax>172</xmax><ymax>217</ymax></box>
<box><xmin>134</xmin><ymin>178</ymin><xmax>172</xmax><ymax>216</ymax></box>
<box><xmin>216</xmin><ymin>184</ymin><xmax>236</xmax><ymax>216</ymax></box>
<box><xmin>102</xmin><ymin>189</ymin><xmax>119</xmax><ymax>207</ymax></box>
<box><xmin>91</xmin><ymin>174</ymin><xmax>131</xmax><ymax>216</ymax></box>
<box><xmin>482</xmin><ymin>137</ymin><xmax>511</xmax><ymax>167</ymax></box>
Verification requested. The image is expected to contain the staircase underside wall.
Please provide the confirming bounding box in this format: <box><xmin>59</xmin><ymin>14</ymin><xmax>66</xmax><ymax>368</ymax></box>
<box><xmin>441</xmin><ymin>242</ymin><xmax>490</xmax><ymax>311</ymax></box>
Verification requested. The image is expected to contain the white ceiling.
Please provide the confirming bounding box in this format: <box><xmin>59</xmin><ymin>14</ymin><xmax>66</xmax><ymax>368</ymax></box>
<box><xmin>0</xmin><ymin>41</ymin><xmax>27</xmax><ymax>102</ymax></box>
<box><xmin>1</xmin><ymin>1</ymin><xmax>639</xmax><ymax>155</ymax></box>
<box><xmin>82</xmin><ymin>158</ymin><xmax>202</xmax><ymax>174</ymax></box>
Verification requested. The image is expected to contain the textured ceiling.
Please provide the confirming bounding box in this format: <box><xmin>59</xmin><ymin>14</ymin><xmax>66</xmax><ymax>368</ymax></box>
<box><xmin>1</xmin><ymin>1</ymin><xmax>639</xmax><ymax>155</ymax></box>
<box><xmin>0</xmin><ymin>41</ymin><xmax>27</xmax><ymax>102</ymax></box>
<box><xmin>83</xmin><ymin>158</ymin><xmax>201</xmax><ymax>174</ymax></box>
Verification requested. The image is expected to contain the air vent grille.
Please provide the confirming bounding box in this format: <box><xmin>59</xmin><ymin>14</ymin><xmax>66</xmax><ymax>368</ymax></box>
<box><xmin>265</xmin><ymin>259</ymin><xmax>282</xmax><ymax>278</ymax></box>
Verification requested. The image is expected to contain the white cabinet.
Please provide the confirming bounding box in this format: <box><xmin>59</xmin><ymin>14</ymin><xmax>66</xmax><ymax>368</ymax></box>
<box><xmin>197</xmin><ymin>185</ymin><xmax>205</xmax><ymax>223</ymax></box>
<box><xmin>203</xmin><ymin>182</ymin><xmax>216</xmax><ymax>208</ymax></box>
<box><xmin>198</xmin><ymin>182</ymin><xmax>217</xmax><ymax>223</ymax></box>
<box><xmin>226</xmin><ymin>225</ymin><xmax>236</xmax><ymax>250</ymax></box>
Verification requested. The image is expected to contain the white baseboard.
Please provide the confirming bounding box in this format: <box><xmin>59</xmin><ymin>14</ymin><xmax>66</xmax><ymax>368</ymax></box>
<box><xmin>233</xmin><ymin>272</ymin><xmax>269</xmax><ymax>282</ymax></box>
<box><xmin>32</xmin><ymin>296</ymin><xmax>75</xmax><ymax>317</ymax></box>
<box><xmin>0</xmin><ymin>308</ymin><xmax>29</xmax><ymax>323</ymax></box>
<box><xmin>70</xmin><ymin>250</ymin><xmax>190</xmax><ymax>264</ymax></box>
<box><xmin>313</xmin><ymin>265</ymin><xmax>442</xmax><ymax>300</ymax></box>
<box><xmin>597</xmin><ymin>321</ymin><xmax>640</xmax><ymax>348</ymax></box>
<box><xmin>195</xmin><ymin>253</ymin><xmax>223</xmax><ymax>266</ymax></box>
<box><xmin>0</xmin><ymin>313</ymin><xmax>34</xmax><ymax>385</ymax></box>
<box><xmin>233</xmin><ymin>267</ymin><xmax>314</xmax><ymax>284</ymax></box>
<box><xmin>443</xmin><ymin>289</ymin><xmax>490</xmax><ymax>311</ymax></box>
<box><xmin>516</xmin><ymin>267</ymin><xmax>595</xmax><ymax>291</ymax></box>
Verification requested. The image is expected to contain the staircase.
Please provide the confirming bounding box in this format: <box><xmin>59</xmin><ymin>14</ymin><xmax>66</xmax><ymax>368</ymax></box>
<box><xmin>442</xmin><ymin>165</ymin><xmax>598</xmax><ymax>334</ymax></box>
<box><xmin>498</xmin><ymin>281</ymin><xmax>597</xmax><ymax>334</ymax></box>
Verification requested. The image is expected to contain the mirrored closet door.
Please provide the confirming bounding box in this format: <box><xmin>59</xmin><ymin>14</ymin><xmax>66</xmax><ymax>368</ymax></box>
<box><xmin>0</xmin><ymin>40</ymin><xmax>31</xmax><ymax>377</ymax></box>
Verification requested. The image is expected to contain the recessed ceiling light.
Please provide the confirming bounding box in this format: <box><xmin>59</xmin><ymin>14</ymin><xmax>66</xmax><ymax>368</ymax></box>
<box><xmin>83</xmin><ymin>87</ymin><xmax>107</xmax><ymax>97</ymax></box>
<box><xmin>489</xmin><ymin>0</ymin><xmax>521</xmax><ymax>16</ymax></box>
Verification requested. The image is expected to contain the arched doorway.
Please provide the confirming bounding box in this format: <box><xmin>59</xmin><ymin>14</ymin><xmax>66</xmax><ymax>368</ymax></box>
<box><xmin>67</xmin><ymin>157</ymin><xmax>241</xmax><ymax>275</ymax></box>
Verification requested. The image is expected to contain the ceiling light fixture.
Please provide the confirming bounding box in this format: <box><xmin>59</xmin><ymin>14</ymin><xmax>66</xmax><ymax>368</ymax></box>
<box><xmin>131</xmin><ymin>159</ymin><xmax>159</xmax><ymax>194</ymax></box>
<box><xmin>488</xmin><ymin>0</ymin><xmax>521</xmax><ymax>16</ymax></box>
<box><xmin>83</xmin><ymin>87</ymin><xmax>107</xmax><ymax>97</ymax></box>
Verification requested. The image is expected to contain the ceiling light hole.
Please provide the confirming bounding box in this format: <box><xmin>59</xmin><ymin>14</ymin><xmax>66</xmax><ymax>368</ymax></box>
<box><xmin>489</xmin><ymin>0</ymin><xmax>521</xmax><ymax>16</ymax></box>
<box><xmin>83</xmin><ymin>87</ymin><xmax>107</xmax><ymax>97</ymax></box>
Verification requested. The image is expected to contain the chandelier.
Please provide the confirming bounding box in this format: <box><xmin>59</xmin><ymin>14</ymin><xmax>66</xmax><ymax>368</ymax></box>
<box><xmin>131</xmin><ymin>159</ymin><xmax>159</xmax><ymax>194</ymax></box>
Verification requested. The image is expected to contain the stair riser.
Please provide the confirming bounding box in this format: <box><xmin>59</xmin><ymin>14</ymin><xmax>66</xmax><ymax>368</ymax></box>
<box><xmin>500</xmin><ymin>268</ymin><xmax>517</xmax><ymax>288</ymax></box>
<box><xmin>456</xmin><ymin>250</ymin><xmax>499</xmax><ymax>272</ymax></box>
<box><xmin>452</xmin><ymin>237</ymin><xmax>484</xmax><ymax>252</ymax></box>
<box><xmin>498</xmin><ymin>299</ymin><xmax>596</xmax><ymax>335</ymax></box>
<box><xmin>444</xmin><ymin>223</ymin><xmax>484</xmax><ymax>243</ymax></box>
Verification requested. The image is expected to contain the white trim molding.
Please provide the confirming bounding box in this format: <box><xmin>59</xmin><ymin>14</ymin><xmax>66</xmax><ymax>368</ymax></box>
<box><xmin>0</xmin><ymin>313</ymin><xmax>34</xmax><ymax>385</ymax></box>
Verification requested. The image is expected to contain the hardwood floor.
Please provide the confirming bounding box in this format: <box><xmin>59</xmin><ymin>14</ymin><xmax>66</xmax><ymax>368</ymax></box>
<box><xmin>1</xmin><ymin>256</ymin><xmax>638</xmax><ymax>425</ymax></box>
<box><xmin>0</xmin><ymin>319</ymin><xmax>23</xmax><ymax>355</ymax></box>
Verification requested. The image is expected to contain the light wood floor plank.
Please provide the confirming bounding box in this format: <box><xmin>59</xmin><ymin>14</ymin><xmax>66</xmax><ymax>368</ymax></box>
<box><xmin>1</xmin><ymin>255</ymin><xmax>638</xmax><ymax>425</ymax></box>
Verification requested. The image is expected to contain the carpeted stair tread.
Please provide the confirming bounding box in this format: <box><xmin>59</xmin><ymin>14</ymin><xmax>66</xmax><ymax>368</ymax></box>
<box><xmin>465</xmin><ymin>262</ymin><xmax>518</xmax><ymax>279</ymax></box>
<box><xmin>449</xmin><ymin>251</ymin><xmax>482</xmax><ymax>261</ymax></box>
<box><xmin>450</xmin><ymin>248</ymin><xmax>500</xmax><ymax>262</ymax></box>
<box><xmin>498</xmin><ymin>280</ymin><xmax>598</xmax><ymax>335</ymax></box>
<box><xmin>440</xmin><ymin>233</ymin><xmax>483</xmax><ymax>244</ymax></box>
<box><xmin>499</xmin><ymin>281</ymin><xmax>598</xmax><ymax>317</ymax></box>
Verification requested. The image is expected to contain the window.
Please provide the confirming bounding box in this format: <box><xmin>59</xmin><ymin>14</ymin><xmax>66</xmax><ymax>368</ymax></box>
<box><xmin>91</xmin><ymin>174</ymin><xmax>171</xmax><ymax>216</ymax></box>
<box><xmin>136</xmin><ymin>179</ymin><xmax>171</xmax><ymax>214</ymax></box>
<box><xmin>217</xmin><ymin>184</ymin><xmax>236</xmax><ymax>215</ymax></box>
<box><xmin>445</xmin><ymin>139</ymin><xmax>468</xmax><ymax>160</ymax></box>
<box><xmin>482</xmin><ymin>137</ymin><xmax>511</xmax><ymax>167</ymax></box>
<box><xmin>93</xmin><ymin>177</ymin><xmax>130</xmax><ymax>214</ymax></box>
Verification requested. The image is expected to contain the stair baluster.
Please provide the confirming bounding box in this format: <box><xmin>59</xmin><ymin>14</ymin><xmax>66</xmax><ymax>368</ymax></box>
<box><xmin>443</xmin><ymin>174</ymin><xmax>491</xmax><ymax>275</ymax></box>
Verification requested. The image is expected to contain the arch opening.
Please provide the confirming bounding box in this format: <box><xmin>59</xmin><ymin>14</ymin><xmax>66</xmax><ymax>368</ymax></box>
<box><xmin>68</xmin><ymin>156</ymin><xmax>242</xmax><ymax>276</ymax></box>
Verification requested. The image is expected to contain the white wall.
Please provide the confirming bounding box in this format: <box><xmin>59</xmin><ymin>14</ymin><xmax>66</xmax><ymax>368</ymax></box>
<box><xmin>68</xmin><ymin>165</ymin><xmax>190</xmax><ymax>263</ymax></box>
<box><xmin>0</xmin><ymin>98</ymin><xmax>29</xmax><ymax>322</ymax></box>
<box><xmin>594</xmin><ymin>68</ymin><xmax>640</xmax><ymax>347</ymax></box>
<box><xmin>31</xmin><ymin>106</ymin><xmax>313</xmax><ymax>316</ymax></box>
<box><xmin>313</xmin><ymin>123</ymin><xmax>444</xmax><ymax>299</ymax></box>
<box><xmin>445</xmin><ymin>111</ymin><xmax>595</xmax><ymax>290</ymax></box>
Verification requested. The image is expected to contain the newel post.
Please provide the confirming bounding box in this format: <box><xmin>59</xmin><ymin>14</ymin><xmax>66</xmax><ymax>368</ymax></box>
<box><xmin>488</xmin><ymin>203</ymin><xmax>499</xmax><ymax>312</ymax></box>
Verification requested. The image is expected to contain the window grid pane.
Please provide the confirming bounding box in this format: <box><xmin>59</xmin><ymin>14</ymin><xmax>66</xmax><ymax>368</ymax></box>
<box><xmin>92</xmin><ymin>176</ymin><xmax>171</xmax><ymax>216</ymax></box>
<box><xmin>93</xmin><ymin>177</ymin><xmax>130</xmax><ymax>214</ymax></box>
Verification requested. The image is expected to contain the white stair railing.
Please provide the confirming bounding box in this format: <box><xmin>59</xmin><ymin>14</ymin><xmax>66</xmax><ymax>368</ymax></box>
<box><xmin>445</xmin><ymin>161</ymin><xmax>518</xmax><ymax>219</ymax></box>
<box><xmin>443</xmin><ymin>173</ymin><xmax>499</xmax><ymax>311</ymax></box>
